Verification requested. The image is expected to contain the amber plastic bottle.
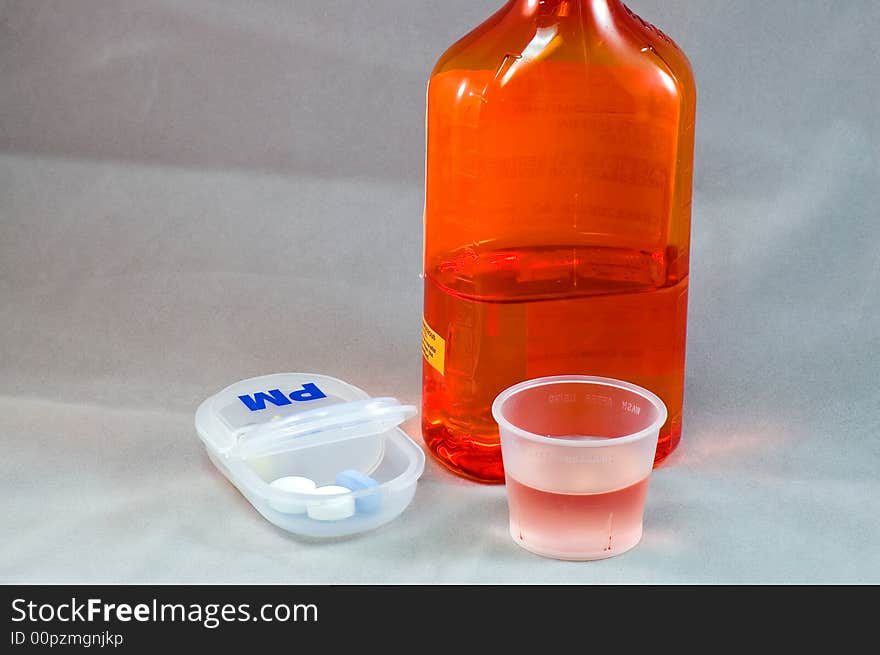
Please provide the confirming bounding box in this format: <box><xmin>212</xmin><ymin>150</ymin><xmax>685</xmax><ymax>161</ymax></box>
<box><xmin>421</xmin><ymin>0</ymin><xmax>696</xmax><ymax>482</ymax></box>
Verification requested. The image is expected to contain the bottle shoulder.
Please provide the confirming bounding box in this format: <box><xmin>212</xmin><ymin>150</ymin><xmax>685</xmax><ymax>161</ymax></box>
<box><xmin>618</xmin><ymin>4</ymin><xmax>695</xmax><ymax>98</ymax></box>
<box><xmin>430</xmin><ymin>2</ymin><xmax>521</xmax><ymax>77</ymax></box>
<box><xmin>430</xmin><ymin>2</ymin><xmax>694</xmax><ymax>103</ymax></box>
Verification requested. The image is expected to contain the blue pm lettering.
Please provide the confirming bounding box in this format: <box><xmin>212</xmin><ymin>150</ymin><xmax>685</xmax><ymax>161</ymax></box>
<box><xmin>238</xmin><ymin>383</ymin><xmax>327</xmax><ymax>411</ymax></box>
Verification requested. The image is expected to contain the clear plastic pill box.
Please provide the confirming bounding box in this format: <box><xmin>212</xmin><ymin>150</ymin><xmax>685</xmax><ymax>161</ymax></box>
<box><xmin>195</xmin><ymin>373</ymin><xmax>425</xmax><ymax>537</ymax></box>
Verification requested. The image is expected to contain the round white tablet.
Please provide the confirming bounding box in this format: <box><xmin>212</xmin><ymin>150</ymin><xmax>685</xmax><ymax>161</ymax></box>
<box><xmin>268</xmin><ymin>476</ymin><xmax>317</xmax><ymax>514</ymax></box>
<box><xmin>306</xmin><ymin>485</ymin><xmax>355</xmax><ymax>521</ymax></box>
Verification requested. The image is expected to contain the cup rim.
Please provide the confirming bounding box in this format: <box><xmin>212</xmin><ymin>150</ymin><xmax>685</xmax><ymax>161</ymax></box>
<box><xmin>491</xmin><ymin>375</ymin><xmax>668</xmax><ymax>448</ymax></box>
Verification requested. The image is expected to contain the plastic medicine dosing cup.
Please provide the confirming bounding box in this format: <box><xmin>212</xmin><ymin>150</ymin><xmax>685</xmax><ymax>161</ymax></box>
<box><xmin>492</xmin><ymin>376</ymin><xmax>668</xmax><ymax>561</ymax></box>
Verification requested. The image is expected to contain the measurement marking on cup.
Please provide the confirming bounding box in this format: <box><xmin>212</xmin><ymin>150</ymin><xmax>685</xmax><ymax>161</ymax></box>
<box><xmin>604</xmin><ymin>512</ymin><xmax>614</xmax><ymax>552</ymax></box>
<box><xmin>584</xmin><ymin>393</ymin><xmax>612</xmax><ymax>407</ymax></box>
<box><xmin>621</xmin><ymin>400</ymin><xmax>641</xmax><ymax>415</ymax></box>
<box><xmin>529</xmin><ymin>449</ymin><xmax>614</xmax><ymax>464</ymax></box>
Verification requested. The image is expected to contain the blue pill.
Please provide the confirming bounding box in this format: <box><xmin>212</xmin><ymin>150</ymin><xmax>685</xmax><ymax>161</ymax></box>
<box><xmin>335</xmin><ymin>469</ymin><xmax>381</xmax><ymax>513</ymax></box>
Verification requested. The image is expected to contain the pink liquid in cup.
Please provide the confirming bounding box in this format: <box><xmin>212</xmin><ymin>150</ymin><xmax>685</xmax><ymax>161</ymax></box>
<box><xmin>507</xmin><ymin>475</ymin><xmax>651</xmax><ymax>560</ymax></box>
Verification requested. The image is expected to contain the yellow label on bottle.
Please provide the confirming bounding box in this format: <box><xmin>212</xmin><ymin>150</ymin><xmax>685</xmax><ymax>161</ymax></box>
<box><xmin>421</xmin><ymin>317</ymin><xmax>445</xmax><ymax>375</ymax></box>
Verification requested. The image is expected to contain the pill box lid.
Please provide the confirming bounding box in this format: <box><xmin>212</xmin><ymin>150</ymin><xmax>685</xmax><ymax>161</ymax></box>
<box><xmin>195</xmin><ymin>373</ymin><xmax>416</xmax><ymax>460</ymax></box>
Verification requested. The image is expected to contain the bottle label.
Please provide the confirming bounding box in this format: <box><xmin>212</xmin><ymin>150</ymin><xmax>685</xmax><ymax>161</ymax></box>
<box><xmin>421</xmin><ymin>317</ymin><xmax>446</xmax><ymax>375</ymax></box>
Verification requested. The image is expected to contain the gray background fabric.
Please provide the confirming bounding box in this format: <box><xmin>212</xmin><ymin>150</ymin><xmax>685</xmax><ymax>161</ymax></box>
<box><xmin>1</xmin><ymin>0</ymin><xmax>878</xmax><ymax>583</ymax></box>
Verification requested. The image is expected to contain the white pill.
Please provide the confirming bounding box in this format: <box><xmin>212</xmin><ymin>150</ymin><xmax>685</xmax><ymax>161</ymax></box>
<box><xmin>306</xmin><ymin>485</ymin><xmax>355</xmax><ymax>521</ymax></box>
<box><xmin>268</xmin><ymin>476</ymin><xmax>317</xmax><ymax>514</ymax></box>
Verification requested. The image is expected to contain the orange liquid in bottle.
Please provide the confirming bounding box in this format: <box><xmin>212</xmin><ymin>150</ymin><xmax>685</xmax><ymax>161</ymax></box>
<box><xmin>422</xmin><ymin>1</ymin><xmax>696</xmax><ymax>482</ymax></box>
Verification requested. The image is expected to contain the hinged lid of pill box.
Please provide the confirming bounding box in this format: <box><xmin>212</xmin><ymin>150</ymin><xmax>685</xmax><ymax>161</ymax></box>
<box><xmin>195</xmin><ymin>373</ymin><xmax>425</xmax><ymax>537</ymax></box>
